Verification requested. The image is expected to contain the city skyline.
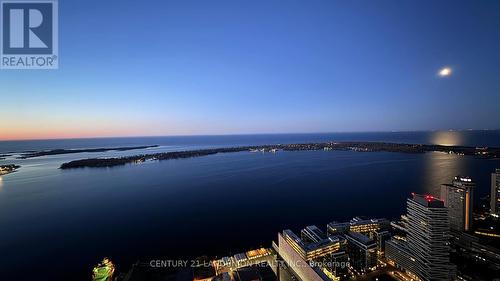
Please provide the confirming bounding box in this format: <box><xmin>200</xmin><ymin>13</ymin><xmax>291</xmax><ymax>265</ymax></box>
<box><xmin>2</xmin><ymin>0</ymin><xmax>500</xmax><ymax>140</ymax></box>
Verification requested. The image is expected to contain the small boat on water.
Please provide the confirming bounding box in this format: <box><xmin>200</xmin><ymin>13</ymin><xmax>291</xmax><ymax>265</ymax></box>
<box><xmin>92</xmin><ymin>258</ymin><xmax>115</xmax><ymax>281</ymax></box>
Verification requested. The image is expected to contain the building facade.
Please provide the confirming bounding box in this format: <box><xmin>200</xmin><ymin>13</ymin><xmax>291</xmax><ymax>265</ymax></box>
<box><xmin>277</xmin><ymin>232</ymin><xmax>328</xmax><ymax>281</ymax></box>
<box><xmin>345</xmin><ymin>231</ymin><xmax>377</xmax><ymax>274</ymax></box>
<box><xmin>385</xmin><ymin>238</ymin><xmax>415</xmax><ymax>274</ymax></box>
<box><xmin>374</xmin><ymin>229</ymin><xmax>391</xmax><ymax>255</ymax></box>
<box><xmin>440</xmin><ymin>176</ymin><xmax>474</xmax><ymax>231</ymax></box>
<box><xmin>406</xmin><ymin>194</ymin><xmax>453</xmax><ymax>281</ymax></box>
<box><xmin>492</xmin><ymin>169</ymin><xmax>500</xmax><ymax>216</ymax></box>
<box><xmin>278</xmin><ymin>228</ymin><xmax>348</xmax><ymax>281</ymax></box>
<box><xmin>327</xmin><ymin>217</ymin><xmax>389</xmax><ymax>237</ymax></box>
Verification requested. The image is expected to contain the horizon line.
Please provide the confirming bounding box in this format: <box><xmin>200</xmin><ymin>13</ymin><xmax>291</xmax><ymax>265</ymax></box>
<box><xmin>1</xmin><ymin>128</ymin><xmax>498</xmax><ymax>142</ymax></box>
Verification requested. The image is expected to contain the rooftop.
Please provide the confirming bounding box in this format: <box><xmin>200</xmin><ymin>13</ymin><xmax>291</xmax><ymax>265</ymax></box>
<box><xmin>410</xmin><ymin>193</ymin><xmax>445</xmax><ymax>208</ymax></box>
<box><xmin>346</xmin><ymin>231</ymin><xmax>374</xmax><ymax>245</ymax></box>
<box><xmin>283</xmin><ymin>229</ymin><xmax>343</xmax><ymax>252</ymax></box>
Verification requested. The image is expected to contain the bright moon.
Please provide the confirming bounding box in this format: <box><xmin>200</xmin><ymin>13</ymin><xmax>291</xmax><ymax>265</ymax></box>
<box><xmin>439</xmin><ymin>67</ymin><xmax>452</xmax><ymax>77</ymax></box>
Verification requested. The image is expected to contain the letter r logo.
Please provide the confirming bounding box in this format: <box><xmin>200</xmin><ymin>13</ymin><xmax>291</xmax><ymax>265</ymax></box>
<box><xmin>9</xmin><ymin>8</ymin><xmax>48</xmax><ymax>48</ymax></box>
<box><xmin>2</xmin><ymin>2</ymin><xmax>53</xmax><ymax>54</ymax></box>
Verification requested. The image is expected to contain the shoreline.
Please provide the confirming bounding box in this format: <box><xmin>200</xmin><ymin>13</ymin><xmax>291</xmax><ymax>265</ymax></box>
<box><xmin>18</xmin><ymin>145</ymin><xmax>159</xmax><ymax>159</ymax></box>
<box><xmin>0</xmin><ymin>164</ymin><xmax>21</xmax><ymax>176</ymax></box>
<box><xmin>60</xmin><ymin>141</ymin><xmax>500</xmax><ymax>169</ymax></box>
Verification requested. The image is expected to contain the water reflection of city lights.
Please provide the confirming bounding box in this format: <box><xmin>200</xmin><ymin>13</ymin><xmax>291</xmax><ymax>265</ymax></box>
<box><xmin>0</xmin><ymin>177</ymin><xmax>3</xmax><ymax>189</ymax></box>
<box><xmin>430</xmin><ymin>131</ymin><xmax>463</xmax><ymax>146</ymax></box>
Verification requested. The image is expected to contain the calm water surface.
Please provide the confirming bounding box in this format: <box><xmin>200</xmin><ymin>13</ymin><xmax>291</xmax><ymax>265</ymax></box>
<box><xmin>0</xmin><ymin>131</ymin><xmax>499</xmax><ymax>281</ymax></box>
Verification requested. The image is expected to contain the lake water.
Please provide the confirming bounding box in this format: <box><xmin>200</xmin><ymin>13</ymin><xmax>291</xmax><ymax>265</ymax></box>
<box><xmin>0</xmin><ymin>131</ymin><xmax>499</xmax><ymax>281</ymax></box>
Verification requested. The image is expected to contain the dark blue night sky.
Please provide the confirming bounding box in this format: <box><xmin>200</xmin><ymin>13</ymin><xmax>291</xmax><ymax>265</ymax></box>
<box><xmin>2</xmin><ymin>0</ymin><xmax>499</xmax><ymax>140</ymax></box>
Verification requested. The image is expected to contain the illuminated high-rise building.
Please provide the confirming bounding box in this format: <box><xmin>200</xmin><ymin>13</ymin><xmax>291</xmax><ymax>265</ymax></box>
<box><xmin>345</xmin><ymin>231</ymin><xmax>377</xmax><ymax>274</ymax></box>
<box><xmin>407</xmin><ymin>194</ymin><xmax>453</xmax><ymax>281</ymax></box>
<box><xmin>440</xmin><ymin>176</ymin><xmax>474</xmax><ymax>232</ymax></box>
<box><xmin>491</xmin><ymin>169</ymin><xmax>500</xmax><ymax>216</ymax></box>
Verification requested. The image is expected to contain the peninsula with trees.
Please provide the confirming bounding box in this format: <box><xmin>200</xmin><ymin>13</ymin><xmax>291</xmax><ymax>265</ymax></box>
<box><xmin>59</xmin><ymin>142</ymin><xmax>500</xmax><ymax>169</ymax></box>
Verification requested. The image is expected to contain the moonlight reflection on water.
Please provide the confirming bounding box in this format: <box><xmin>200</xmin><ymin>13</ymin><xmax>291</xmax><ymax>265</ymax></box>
<box><xmin>430</xmin><ymin>131</ymin><xmax>464</xmax><ymax>146</ymax></box>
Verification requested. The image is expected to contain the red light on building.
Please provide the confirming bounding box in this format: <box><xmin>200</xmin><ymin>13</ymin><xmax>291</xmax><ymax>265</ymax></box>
<box><xmin>424</xmin><ymin>194</ymin><xmax>435</xmax><ymax>202</ymax></box>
